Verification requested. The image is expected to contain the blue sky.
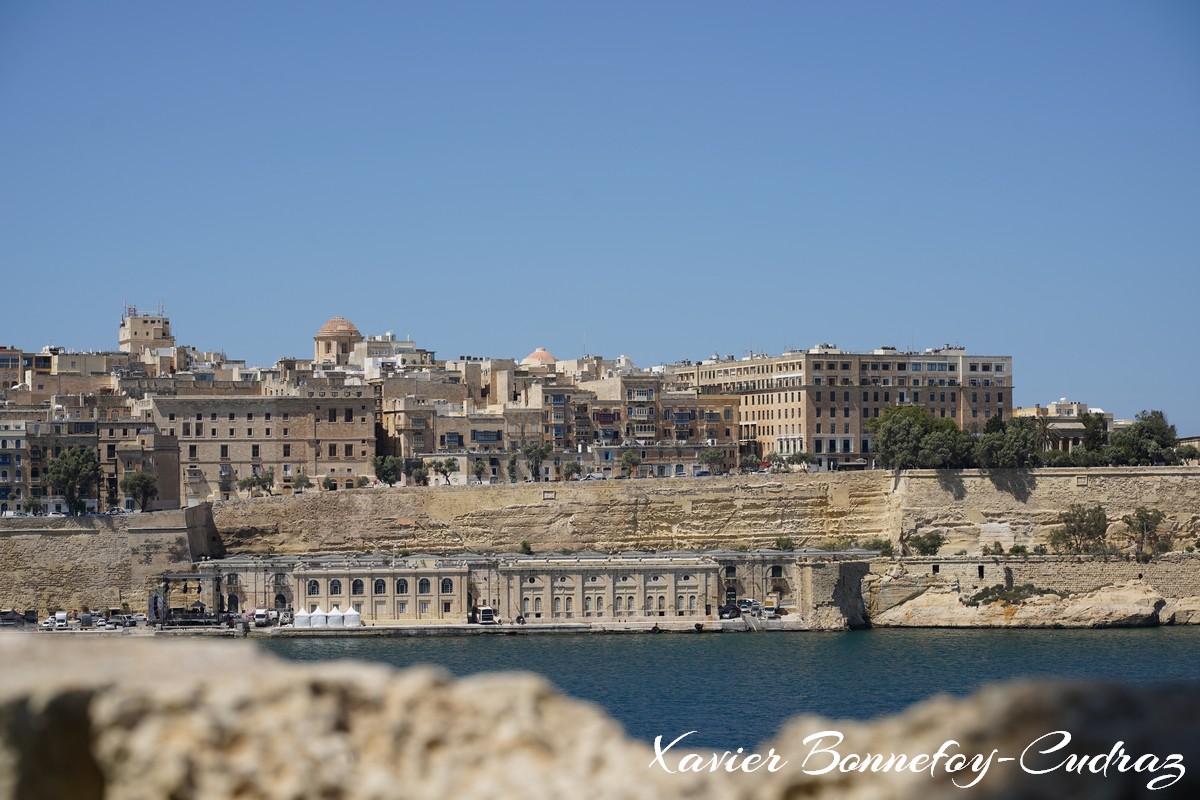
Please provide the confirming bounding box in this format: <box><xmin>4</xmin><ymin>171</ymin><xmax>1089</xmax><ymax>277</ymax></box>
<box><xmin>2</xmin><ymin>2</ymin><xmax>1198</xmax><ymax>432</ymax></box>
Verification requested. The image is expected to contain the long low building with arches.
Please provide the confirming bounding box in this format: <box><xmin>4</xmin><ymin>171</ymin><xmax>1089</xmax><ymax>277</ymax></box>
<box><xmin>189</xmin><ymin>548</ymin><xmax>870</xmax><ymax>625</ymax></box>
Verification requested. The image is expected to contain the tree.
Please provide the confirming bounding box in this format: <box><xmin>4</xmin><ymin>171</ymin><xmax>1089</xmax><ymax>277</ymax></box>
<box><xmin>974</xmin><ymin>418</ymin><xmax>1042</xmax><ymax>469</ymax></box>
<box><xmin>372</xmin><ymin>455</ymin><xmax>404</xmax><ymax>487</ymax></box>
<box><xmin>293</xmin><ymin>472</ymin><xmax>312</xmax><ymax>492</ymax></box>
<box><xmin>869</xmin><ymin>406</ymin><xmax>933</xmax><ymax>470</ymax></box>
<box><xmin>472</xmin><ymin>459</ymin><xmax>487</xmax><ymax>484</ymax></box>
<box><xmin>431</xmin><ymin>457</ymin><xmax>459</xmax><ymax>485</ymax></box>
<box><xmin>518</xmin><ymin>539</ymin><xmax>533</xmax><ymax>555</ymax></box>
<box><xmin>620</xmin><ymin>449</ymin><xmax>642</xmax><ymax>477</ymax></box>
<box><xmin>46</xmin><ymin>446</ymin><xmax>102</xmax><ymax>515</ymax></box>
<box><xmin>738</xmin><ymin>453</ymin><xmax>761</xmax><ymax>472</ymax></box>
<box><xmin>561</xmin><ymin>461</ymin><xmax>582</xmax><ymax>480</ymax></box>
<box><xmin>1050</xmin><ymin>504</ymin><xmax>1110</xmax><ymax>554</ymax></box>
<box><xmin>119</xmin><ymin>470</ymin><xmax>159</xmax><ymax>511</ymax></box>
<box><xmin>520</xmin><ymin>443</ymin><xmax>553</xmax><ymax>482</ymax></box>
<box><xmin>321</xmin><ymin>476</ymin><xmax>338</xmax><ymax>491</ymax></box>
<box><xmin>774</xmin><ymin>536</ymin><xmax>795</xmax><ymax>551</ymax></box>
<box><xmin>918</xmin><ymin>427</ymin><xmax>976</xmax><ymax>469</ymax></box>
<box><xmin>908</xmin><ymin>531</ymin><xmax>947</xmax><ymax>556</ymax></box>
<box><xmin>1080</xmin><ymin>412</ymin><xmax>1109</xmax><ymax>452</ymax></box>
<box><xmin>237</xmin><ymin>469</ymin><xmax>275</xmax><ymax>497</ymax></box>
<box><xmin>699</xmin><ymin>448</ymin><xmax>726</xmax><ymax>475</ymax></box>
<box><xmin>1032</xmin><ymin>417</ymin><xmax>1060</xmax><ymax>452</ymax></box>
<box><xmin>355</xmin><ymin>476</ymin><xmax>370</xmax><ymax>488</ymax></box>
<box><xmin>1108</xmin><ymin>410</ymin><xmax>1179</xmax><ymax>466</ymax></box>
<box><xmin>786</xmin><ymin>452</ymin><xmax>817</xmax><ymax>466</ymax></box>
<box><xmin>765</xmin><ymin>452</ymin><xmax>787</xmax><ymax>472</ymax></box>
<box><xmin>1178</xmin><ymin>445</ymin><xmax>1200</xmax><ymax>465</ymax></box>
<box><xmin>411</xmin><ymin>467</ymin><xmax>430</xmax><ymax>486</ymax></box>
<box><xmin>21</xmin><ymin>495</ymin><xmax>44</xmax><ymax>515</ymax></box>
<box><xmin>1121</xmin><ymin>506</ymin><xmax>1168</xmax><ymax>557</ymax></box>
<box><xmin>507</xmin><ymin>453</ymin><xmax>520</xmax><ymax>483</ymax></box>
<box><xmin>983</xmin><ymin>414</ymin><xmax>1007</xmax><ymax>435</ymax></box>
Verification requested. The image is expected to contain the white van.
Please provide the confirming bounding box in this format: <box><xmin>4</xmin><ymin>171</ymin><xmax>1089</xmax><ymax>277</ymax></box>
<box><xmin>477</xmin><ymin>606</ymin><xmax>499</xmax><ymax>625</ymax></box>
<box><xmin>253</xmin><ymin>609</ymin><xmax>270</xmax><ymax>627</ymax></box>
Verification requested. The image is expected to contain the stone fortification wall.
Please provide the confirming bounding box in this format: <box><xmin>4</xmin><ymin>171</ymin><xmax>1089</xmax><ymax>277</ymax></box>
<box><xmin>211</xmin><ymin>472</ymin><xmax>895</xmax><ymax>554</ymax></box>
<box><xmin>865</xmin><ymin>554</ymin><xmax>1200</xmax><ymax>620</ymax></box>
<box><xmin>895</xmin><ymin>467</ymin><xmax>1200</xmax><ymax>553</ymax></box>
<box><xmin>3</xmin><ymin>636</ymin><xmax>1199</xmax><ymax>799</ymax></box>
<box><xmin>0</xmin><ymin>505</ymin><xmax>216</xmax><ymax>615</ymax></box>
<box><xmin>210</xmin><ymin>468</ymin><xmax>1200</xmax><ymax>556</ymax></box>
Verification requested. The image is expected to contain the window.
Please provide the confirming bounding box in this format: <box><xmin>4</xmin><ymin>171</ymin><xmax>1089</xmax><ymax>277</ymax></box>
<box><xmin>328</xmin><ymin>409</ymin><xmax>337</xmax><ymax>423</ymax></box>
<box><xmin>371</xmin><ymin>579</ymin><xmax>385</xmax><ymax>595</ymax></box>
<box><xmin>251</xmin><ymin>445</ymin><xmax>260</xmax><ymax>459</ymax></box>
<box><xmin>283</xmin><ymin>444</ymin><xmax>291</xmax><ymax>458</ymax></box>
<box><xmin>396</xmin><ymin>578</ymin><xmax>408</xmax><ymax>594</ymax></box>
<box><xmin>220</xmin><ymin>445</ymin><xmax>228</xmax><ymax>459</ymax></box>
<box><xmin>328</xmin><ymin>444</ymin><xmax>336</xmax><ymax>457</ymax></box>
<box><xmin>770</xmin><ymin>565</ymin><xmax>784</xmax><ymax>578</ymax></box>
<box><xmin>351</xmin><ymin>579</ymin><xmax>364</xmax><ymax>595</ymax></box>
<box><xmin>345</xmin><ymin>408</ymin><xmax>353</xmax><ymax>423</ymax></box>
<box><xmin>440</xmin><ymin>578</ymin><xmax>453</xmax><ymax>594</ymax></box>
<box><xmin>344</xmin><ymin>444</ymin><xmax>353</xmax><ymax>457</ymax></box>
<box><xmin>307</xmin><ymin>580</ymin><xmax>319</xmax><ymax>596</ymax></box>
<box><xmin>329</xmin><ymin>579</ymin><xmax>342</xmax><ymax>595</ymax></box>
<box><xmin>418</xmin><ymin>578</ymin><xmax>431</xmax><ymax>594</ymax></box>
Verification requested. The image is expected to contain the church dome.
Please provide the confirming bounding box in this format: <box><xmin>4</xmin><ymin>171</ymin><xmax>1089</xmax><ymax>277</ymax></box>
<box><xmin>315</xmin><ymin>317</ymin><xmax>362</xmax><ymax>339</ymax></box>
<box><xmin>521</xmin><ymin>346</ymin><xmax>557</xmax><ymax>366</ymax></box>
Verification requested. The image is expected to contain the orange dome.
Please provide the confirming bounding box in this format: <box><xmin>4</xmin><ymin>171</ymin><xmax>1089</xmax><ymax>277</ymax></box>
<box><xmin>522</xmin><ymin>346</ymin><xmax>557</xmax><ymax>365</ymax></box>
<box><xmin>315</xmin><ymin>316</ymin><xmax>362</xmax><ymax>339</ymax></box>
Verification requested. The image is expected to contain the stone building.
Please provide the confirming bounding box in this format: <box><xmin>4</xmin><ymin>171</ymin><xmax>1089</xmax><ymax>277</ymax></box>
<box><xmin>1012</xmin><ymin>398</ymin><xmax>1113</xmax><ymax>452</ymax></box>
<box><xmin>313</xmin><ymin>317</ymin><xmax>364</xmax><ymax>369</ymax></box>
<box><xmin>668</xmin><ymin>344</ymin><xmax>1014</xmax><ymax>470</ymax></box>
<box><xmin>118</xmin><ymin>305</ymin><xmax>175</xmax><ymax>355</ymax></box>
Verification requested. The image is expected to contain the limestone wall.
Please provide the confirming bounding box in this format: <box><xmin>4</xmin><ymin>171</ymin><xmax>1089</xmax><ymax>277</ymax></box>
<box><xmin>0</xmin><ymin>505</ymin><xmax>215</xmax><ymax>615</ymax></box>
<box><xmin>208</xmin><ymin>468</ymin><xmax>1200</xmax><ymax>557</ymax></box>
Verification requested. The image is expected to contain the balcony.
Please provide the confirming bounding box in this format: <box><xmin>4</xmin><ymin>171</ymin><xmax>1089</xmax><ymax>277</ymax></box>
<box><xmin>594</xmin><ymin>413</ymin><xmax>618</xmax><ymax>425</ymax></box>
<box><xmin>629</xmin><ymin>408</ymin><xmax>654</xmax><ymax>421</ymax></box>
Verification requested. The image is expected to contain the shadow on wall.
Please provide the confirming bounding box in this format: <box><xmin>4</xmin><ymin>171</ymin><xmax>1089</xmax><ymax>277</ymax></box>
<box><xmin>935</xmin><ymin>470</ymin><xmax>966</xmax><ymax>500</ymax></box>
<box><xmin>984</xmin><ymin>470</ymin><xmax>1037</xmax><ymax>503</ymax></box>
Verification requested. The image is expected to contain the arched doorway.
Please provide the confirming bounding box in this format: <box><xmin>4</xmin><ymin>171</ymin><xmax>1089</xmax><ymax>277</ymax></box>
<box><xmin>227</xmin><ymin>594</ymin><xmax>239</xmax><ymax>613</ymax></box>
<box><xmin>274</xmin><ymin>593</ymin><xmax>287</xmax><ymax>610</ymax></box>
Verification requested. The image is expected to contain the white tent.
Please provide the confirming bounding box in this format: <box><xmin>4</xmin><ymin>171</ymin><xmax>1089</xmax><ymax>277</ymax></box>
<box><xmin>343</xmin><ymin>606</ymin><xmax>361</xmax><ymax>628</ymax></box>
<box><xmin>310</xmin><ymin>605</ymin><xmax>327</xmax><ymax>628</ymax></box>
<box><xmin>294</xmin><ymin>608</ymin><xmax>311</xmax><ymax>628</ymax></box>
<box><xmin>327</xmin><ymin>605</ymin><xmax>344</xmax><ymax>628</ymax></box>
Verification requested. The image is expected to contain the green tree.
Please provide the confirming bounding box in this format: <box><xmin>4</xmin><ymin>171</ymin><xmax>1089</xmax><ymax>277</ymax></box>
<box><xmin>321</xmin><ymin>476</ymin><xmax>338</xmax><ymax>491</ymax></box>
<box><xmin>521</xmin><ymin>443</ymin><xmax>553</xmax><ymax>482</ymax></box>
<box><xmin>774</xmin><ymin>535</ymin><xmax>795</xmax><ymax>551</ymax></box>
<box><xmin>411</xmin><ymin>466</ymin><xmax>429</xmax><ymax>486</ymax></box>
<box><xmin>869</xmin><ymin>406</ymin><xmax>934</xmax><ymax>470</ymax></box>
<box><xmin>46</xmin><ymin>446</ymin><xmax>102</xmax><ymax>515</ymax></box>
<box><xmin>786</xmin><ymin>452</ymin><xmax>817</xmax><ymax>466</ymax></box>
<box><xmin>518</xmin><ymin>539</ymin><xmax>533</xmax><ymax>555</ymax></box>
<box><xmin>907</xmin><ymin>531</ymin><xmax>947</xmax><ymax>556</ymax></box>
<box><xmin>293</xmin><ymin>472</ymin><xmax>312</xmax><ymax>492</ymax></box>
<box><xmin>620</xmin><ymin>449</ymin><xmax>642</xmax><ymax>477</ymax></box>
<box><xmin>765</xmin><ymin>452</ymin><xmax>787</xmax><ymax>472</ymax></box>
<box><xmin>1050</xmin><ymin>504</ymin><xmax>1110</xmax><ymax>554</ymax></box>
<box><xmin>738</xmin><ymin>453</ymin><xmax>761</xmax><ymax>472</ymax></box>
<box><xmin>372</xmin><ymin>455</ymin><xmax>404</xmax><ymax>487</ymax></box>
<box><xmin>983</xmin><ymin>414</ymin><xmax>1007</xmax><ymax>435</ymax></box>
<box><xmin>1177</xmin><ymin>445</ymin><xmax>1200</xmax><ymax>465</ymax></box>
<box><xmin>1032</xmin><ymin>417</ymin><xmax>1060</xmax><ymax>452</ymax></box>
<box><xmin>1080</xmin><ymin>412</ymin><xmax>1109</xmax><ymax>452</ymax></box>
<box><xmin>21</xmin><ymin>495</ymin><xmax>45</xmax><ymax>515</ymax></box>
<box><xmin>699</xmin><ymin>448</ymin><xmax>726</xmax><ymax>475</ymax></box>
<box><xmin>1109</xmin><ymin>410</ymin><xmax>1179</xmax><ymax>466</ymax></box>
<box><xmin>472</xmin><ymin>459</ymin><xmax>487</xmax><ymax>484</ymax></box>
<box><xmin>1121</xmin><ymin>506</ymin><xmax>1168</xmax><ymax>557</ymax></box>
<box><xmin>561</xmin><ymin>461</ymin><xmax>582</xmax><ymax>480</ymax></box>
<box><xmin>441</xmin><ymin>458</ymin><xmax>459</xmax><ymax>485</ymax></box>
<box><xmin>354</xmin><ymin>476</ymin><xmax>370</xmax><ymax>488</ymax></box>
<box><xmin>119</xmin><ymin>470</ymin><xmax>159</xmax><ymax>511</ymax></box>
<box><xmin>507</xmin><ymin>453</ymin><xmax>520</xmax><ymax>483</ymax></box>
<box><xmin>918</xmin><ymin>427</ymin><xmax>977</xmax><ymax>469</ymax></box>
<box><xmin>974</xmin><ymin>418</ymin><xmax>1042</xmax><ymax>469</ymax></box>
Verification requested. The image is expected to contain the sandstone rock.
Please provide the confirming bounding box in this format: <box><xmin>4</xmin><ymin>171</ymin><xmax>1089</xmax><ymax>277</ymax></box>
<box><xmin>1160</xmin><ymin>596</ymin><xmax>1200</xmax><ymax>625</ymax></box>
<box><xmin>872</xmin><ymin>581</ymin><xmax>1165</xmax><ymax>628</ymax></box>
<box><xmin>2</xmin><ymin>637</ymin><xmax>1198</xmax><ymax>799</ymax></box>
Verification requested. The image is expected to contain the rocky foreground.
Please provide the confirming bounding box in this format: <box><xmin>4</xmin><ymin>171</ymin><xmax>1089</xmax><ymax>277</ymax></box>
<box><xmin>2</xmin><ymin>637</ymin><xmax>1198</xmax><ymax>799</ymax></box>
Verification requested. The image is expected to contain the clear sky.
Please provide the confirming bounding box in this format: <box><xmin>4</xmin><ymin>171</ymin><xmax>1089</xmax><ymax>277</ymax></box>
<box><xmin>2</xmin><ymin>2</ymin><xmax>1197</xmax><ymax>432</ymax></box>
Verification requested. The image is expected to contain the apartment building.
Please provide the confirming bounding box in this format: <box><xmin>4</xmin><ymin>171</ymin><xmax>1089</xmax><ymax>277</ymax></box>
<box><xmin>670</xmin><ymin>344</ymin><xmax>1013</xmax><ymax>469</ymax></box>
<box><xmin>118</xmin><ymin>305</ymin><xmax>175</xmax><ymax>354</ymax></box>
<box><xmin>145</xmin><ymin>388</ymin><xmax>374</xmax><ymax>502</ymax></box>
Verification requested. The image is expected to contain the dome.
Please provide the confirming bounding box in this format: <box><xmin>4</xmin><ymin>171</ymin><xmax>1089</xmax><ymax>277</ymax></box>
<box><xmin>521</xmin><ymin>346</ymin><xmax>557</xmax><ymax>366</ymax></box>
<box><xmin>315</xmin><ymin>316</ymin><xmax>362</xmax><ymax>339</ymax></box>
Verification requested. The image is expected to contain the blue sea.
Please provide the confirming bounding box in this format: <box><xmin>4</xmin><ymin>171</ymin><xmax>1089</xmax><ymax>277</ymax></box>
<box><xmin>258</xmin><ymin>627</ymin><xmax>1200</xmax><ymax>748</ymax></box>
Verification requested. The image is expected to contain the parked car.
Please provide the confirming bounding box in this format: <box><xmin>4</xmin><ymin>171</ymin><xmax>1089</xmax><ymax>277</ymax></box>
<box><xmin>717</xmin><ymin>604</ymin><xmax>741</xmax><ymax>620</ymax></box>
<box><xmin>132</xmin><ymin>612</ymin><xmax>148</xmax><ymax>623</ymax></box>
<box><xmin>737</xmin><ymin>599</ymin><xmax>754</xmax><ymax>614</ymax></box>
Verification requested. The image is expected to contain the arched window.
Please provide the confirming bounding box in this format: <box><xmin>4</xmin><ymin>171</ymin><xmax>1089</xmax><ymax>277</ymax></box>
<box><xmin>584</xmin><ymin>596</ymin><xmax>593</xmax><ymax>612</ymax></box>
<box><xmin>351</xmin><ymin>579</ymin><xmax>364</xmax><ymax>596</ymax></box>
<box><xmin>273</xmin><ymin>572</ymin><xmax>287</xmax><ymax>587</ymax></box>
<box><xmin>440</xmin><ymin>578</ymin><xmax>453</xmax><ymax>594</ymax></box>
<box><xmin>418</xmin><ymin>578</ymin><xmax>431</xmax><ymax>594</ymax></box>
<box><xmin>627</xmin><ymin>595</ymin><xmax>634</xmax><ymax>612</ymax></box>
<box><xmin>534</xmin><ymin>597</ymin><xmax>543</xmax><ymax>613</ymax></box>
<box><xmin>676</xmin><ymin>594</ymin><xmax>684</xmax><ymax>610</ymax></box>
<box><xmin>565</xmin><ymin>596</ymin><xmax>573</xmax><ymax>613</ymax></box>
<box><xmin>553</xmin><ymin>596</ymin><xmax>562</xmax><ymax>613</ymax></box>
<box><xmin>329</xmin><ymin>579</ymin><xmax>342</xmax><ymax>595</ymax></box>
<box><xmin>688</xmin><ymin>595</ymin><xmax>697</xmax><ymax>610</ymax></box>
<box><xmin>227</xmin><ymin>594</ymin><xmax>239</xmax><ymax>612</ymax></box>
<box><xmin>614</xmin><ymin>596</ymin><xmax>623</xmax><ymax>613</ymax></box>
<box><xmin>374</xmin><ymin>579</ymin><xmax>386</xmax><ymax>595</ymax></box>
<box><xmin>396</xmin><ymin>579</ymin><xmax>408</xmax><ymax>594</ymax></box>
<box><xmin>596</xmin><ymin>596</ymin><xmax>604</xmax><ymax>614</ymax></box>
<box><xmin>657</xmin><ymin>595</ymin><xmax>665</xmax><ymax>611</ymax></box>
<box><xmin>645</xmin><ymin>596</ymin><xmax>653</xmax><ymax>611</ymax></box>
<box><xmin>307</xmin><ymin>580</ymin><xmax>319</xmax><ymax>596</ymax></box>
<box><xmin>522</xmin><ymin>596</ymin><xmax>531</xmax><ymax>613</ymax></box>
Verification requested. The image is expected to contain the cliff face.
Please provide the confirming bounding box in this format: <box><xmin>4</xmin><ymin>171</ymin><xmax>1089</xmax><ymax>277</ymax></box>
<box><xmin>870</xmin><ymin>582</ymin><xmax>1166</xmax><ymax>628</ymax></box>
<box><xmin>208</xmin><ymin>468</ymin><xmax>1200</xmax><ymax>556</ymax></box>
<box><xmin>210</xmin><ymin>472</ymin><xmax>895</xmax><ymax>554</ymax></box>
<box><xmin>3</xmin><ymin>637</ymin><xmax>1198</xmax><ymax>799</ymax></box>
